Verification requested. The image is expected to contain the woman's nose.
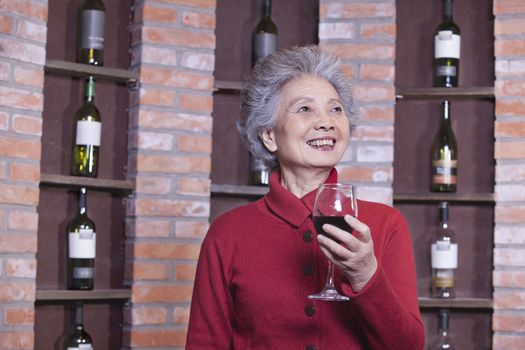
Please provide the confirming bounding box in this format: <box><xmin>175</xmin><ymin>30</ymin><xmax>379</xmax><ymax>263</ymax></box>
<box><xmin>314</xmin><ymin>110</ymin><xmax>334</xmax><ymax>130</ymax></box>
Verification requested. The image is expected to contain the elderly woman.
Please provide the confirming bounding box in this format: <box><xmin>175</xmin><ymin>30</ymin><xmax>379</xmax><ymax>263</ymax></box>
<box><xmin>186</xmin><ymin>45</ymin><xmax>425</xmax><ymax>349</ymax></box>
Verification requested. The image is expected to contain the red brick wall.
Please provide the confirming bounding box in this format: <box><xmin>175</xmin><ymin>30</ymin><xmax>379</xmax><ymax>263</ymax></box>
<box><xmin>319</xmin><ymin>0</ymin><xmax>396</xmax><ymax>205</ymax></box>
<box><xmin>493</xmin><ymin>0</ymin><xmax>525</xmax><ymax>348</ymax></box>
<box><xmin>124</xmin><ymin>0</ymin><xmax>215</xmax><ymax>348</ymax></box>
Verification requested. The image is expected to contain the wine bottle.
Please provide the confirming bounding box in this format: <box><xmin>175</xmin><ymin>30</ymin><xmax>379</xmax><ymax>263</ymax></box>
<box><xmin>250</xmin><ymin>0</ymin><xmax>278</xmax><ymax>185</ymax></box>
<box><xmin>431</xmin><ymin>202</ymin><xmax>458</xmax><ymax>299</ymax></box>
<box><xmin>431</xmin><ymin>100</ymin><xmax>457</xmax><ymax>192</ymax></box>
<box><xmin>433</xmin><ymin>0</ymin><xmax>460</xmax><ymax>87</ymax></box>
<box><xmin>67</xmin><ymin>187</ymin><xmax>96</xmax><ymax>290</ymax></box>
<box><xmin>63</xmin><ymin>303</ymin><xmax>93</xmax><ymax>350</ymax></box>
<box><xmin>432</xmin><ymin>309</ymin><xmax>454</xmax><ymax>349</ymax></box>
<box><xmin>78</xmin><ymin>0</ymin><xmax>106</xmax><ymax>66</ymax></box>
<box><xmin>72</xmin><ymin>76</ymin><xmax>101</xmax><ymax>178</ymax></box>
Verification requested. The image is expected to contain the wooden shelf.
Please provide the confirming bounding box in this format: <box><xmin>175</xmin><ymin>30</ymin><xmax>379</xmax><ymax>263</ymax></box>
<box><xmin>396</xmin><ymin>86</ymin><xmax>494</xmax><ymax>100</ymax></box>
<box><xmin>418</xmin><ymin>297</ymin><xmax>493</xmax><ymax>309</ymax></box>
<box><xmin>40</xmin><ymin>173</ymin><xmax>134</xmax><ymax>195</ymax></box>
<box><xmin>214</xmin><ymin>80</ymin><xmax>242</xmax><ymax>92</ymax></box>
<box><xmin>211</xmin><ymin>183</ymin><xmax>268</xmax><ymax>197</ymax></box>
<box><xmin>35</xmin><ymin>289</ymin><xmax>131</xmax><ymax>303</ymax></box>
<box><xmin>44</xmin><ymin>59</ymin><xmax>139</xmax><ymax>86</ymax></box>
<box><xmin>394</xmin><ymin>192</ymin><xmax>494</xmax><ymax>203</ymax></box>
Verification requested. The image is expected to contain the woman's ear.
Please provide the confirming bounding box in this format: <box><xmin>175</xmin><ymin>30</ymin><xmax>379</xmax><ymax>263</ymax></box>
<box><xmin>259</xmin><ymin>128</ymin><xmax>277</xmax><ymax>153</ymax></box>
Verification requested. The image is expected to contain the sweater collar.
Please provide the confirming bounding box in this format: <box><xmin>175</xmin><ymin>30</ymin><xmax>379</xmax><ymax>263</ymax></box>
<box><xmin>264</xmin><ymin>168</ymin><xmax>338</xmax><ymax>228</ymax></box>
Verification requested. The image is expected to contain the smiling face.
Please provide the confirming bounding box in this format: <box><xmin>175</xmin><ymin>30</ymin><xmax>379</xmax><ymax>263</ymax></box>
<box><xmin>260</xmin><ymin>74</ymin><xmax>350</xmax><ymax>175</ymax></box>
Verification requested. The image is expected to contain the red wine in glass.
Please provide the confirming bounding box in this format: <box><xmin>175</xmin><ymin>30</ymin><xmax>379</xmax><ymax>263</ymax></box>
<box><xmin>313</xmin><ymin>215</ymin><xmax>352</xmax><ymax>244</ymax></box>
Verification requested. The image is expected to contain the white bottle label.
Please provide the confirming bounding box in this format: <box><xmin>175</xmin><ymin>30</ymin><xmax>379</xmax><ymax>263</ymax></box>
<box><xmin>81</xmin><ymin>9</ymin><xmax>105</xmax><ymax>50</ymax></box>
<box><xmin>69</xmin><ymin>229</ymin><xmax>96</xmax><ymax>259</ymax></box>
<box><xmin>76</xmin><ymin>120</ymin><xmax>101</xmax><ymax>146</ymax></box>
<box><xmin>434</xmin><ymin>31</ymin><xmax>460</xmax><ymax>59</ymax></box>
<box><xmin>431</xmin><ymin>242</ymin><xmax>458</xmax><ymax>269</ymax></box>
<box><xmin>67</xmin><ymin>344</ymin><xmax>93</xmax><ymax>350</ymax></box>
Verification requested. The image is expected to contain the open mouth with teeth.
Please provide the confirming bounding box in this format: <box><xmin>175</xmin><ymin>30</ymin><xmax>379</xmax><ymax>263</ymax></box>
<box><xmin>306</xmin><ymin>138</ymin><xmax>336</xmax><ymax>150</ymax></box>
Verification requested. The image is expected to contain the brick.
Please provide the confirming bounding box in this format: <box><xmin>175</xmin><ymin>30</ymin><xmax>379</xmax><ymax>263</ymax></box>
<box><xmin>494</xmin><ymin>0</ymin><xmax>525</xmax><ymax>15</ymax></box>
<box><xmin>493</xmin><ymin>270</ymin><xmax>525</xmax><ymax>288</ymax></box>
<box><xmin>0</xmin><ymin>331</ymin><xmax>34</xmax><ymax>349</ymax></box>
<box><xmin>177</xmin><ymin>134</ymin><xmax>212</xmax><ymax>153</ymax></box>
<box><xmin>318</xmin><ymin>22</ymin><xmax>355</xmax><ymax>40</ymax></box>
<box><xmin>0</xmin><ymin>234</ymin><xmax>37</xmax><ymax>253</ymax></box>
<box><xmin>495</xmin><ymin>18</ymin><xmax>525</xmax><ymax>36</ymax></box>
<box><xmin>175</xmin><ymin>220</ymin><xmax>208</xmax><ymax>238</ymax></box>
<box><xmin>179</xmin><ymin>93</ymin><xmax>213</xmax><ymax>113</ymax></box>
<box><xmin>139</xmin><ymin>88</ymin><xmax>176</xmax><ymax>107</ymax></box>
<box><xmin>181</xmin><ymin>51</ymin><xmax>214</xmax><ymax>71</ymax></box>
<box><xmin>353</xmin><ymin>186</ymin><xmax>392</xmax><ymax>205</ymax></box>
<box><xmin>136</xmin><ymin>154</ymin><xmax>211</xmax><ymax>173</ymax></box>
<box><xmin>0</xmin><ymin>136</ymin><xmax>41</xmax><ymax>160</ymax></box>
<box><xmin>12</xmin><ymin>113</ymin><xmax>42</xmax><ymax>135</ymax></box>
<box><xmin>496</xmin><ymin>99</ymin><xmax>525</xmax><ymax>117</ymax></box>
<box><xmin>496</xmin><ymin>80</ymin><xmax>525</xmax><ymax>97</ymax></box>
<box><xmin>133</xmin><ymin>198</ymin><xmax>209</xmax><ymax>217</ymax></box>
<box><xmin>0</xmin><ymin>0</ymin><xmax>48</xmax><ymax>21</ymax></box>
<box><xmin>135</xmin><ymin>176</ymin><xmax>171</xmax><ymax>195</ymax></box>
<box><xmin>176</xmin><ymin>177</ymin><xmax>210</xmax><ymax>196</ymax></box>
<box><xmin>359</xmin><ymin>64</ymin><xmax>395</xmax><ymax>81</ymax></box>
<box><xmin>496</xmin><ymin>60</ymin><xmax>525</xmax><ymax>77</ymax></box>
<box><xmin>142</xmin><ymin>27</ymin><xmax>215</xmax><ymax>49</ymax></box>
<box><xmin>352</xmin><ymin>125</ymin><xmax>394</xmax><ymax>142</ymax></box>
<box><xmin>496</xmin><ymin>205</ymin><xmax>525</xmax><ymax>223</ymax></box>
<box><xmin>0</xmin><ymin>85</ymin><xmax>43</xmax><ymax>111</ymax></box>
<box><xmin>0</xmin><ymin>160</ymin><xmax>6</xmax><ymax>179</ymax></box>
<box><xmin>0</xmin><ymin>184</ymin><xmax>39</xmax><ymax>205</ymax></box>
<box><xmin>133</xmin><ymin>242</ymin><xmax>201</xmax><ymax>259</ymax></box>
<box><xmin>360</xmin><ymin>22</ymin><xmax>396</xmax><ymax>39</ymax></box>
<box><xmin>131</xmin><ymin>284</ymin><xmax>194</xmax><ymax>303</ymax></box>
<box><xmin>0</xmin><ymin>14</ymin><xmax>14</xmax><ymax>34</ymax></box>
<box><xmin>495</xmin><ymin>141</ymin><xmax>525</xmax><ymax>159</ymax></box>
<box><xmin>341</xmin><ymin>63</ymin><xmax>354</xmax><ymax>79</ymax></box>
<box><xmin>496</xmin><ymin>163</ymin><xmax>525</xmax><ymax>182</ymax></box>
<box><xmin>358</xmin><ymin>105</ymin><xmax>394</xmax><ymax>121</ymax></box>
<box><xmin>337</xmin><ymin>165</ymin><xmax>392</xmax><ymax>183</ymax></box>
<box><xmin>8</xmin><ymin>210</ymin><xmax>38</xmax><ymax>230</ymax></box>
<box><xmin>13</xmin><ymin>64</ymin><xmax>44</xmax><ymax>88</ymax></box>
<box><xmin>494</xmin><ymin>247</ymin><xmax>525</xmax><ymax>266</ymax></box>
<box><xmin>495</xmin><ymin>225</ymin><xmax>525</xmax><ymax>244</ymax></box>
<box><xmin>353</xmin><ymin>84</ymin><xmax>395</xmax><ymax>102</ymax></box>
<box><xmin>128</xmin><ymin>328</ymin><xmax>187</xmax><ymax>347</ymax></box>
<box><xmin>174</xmin><ymin>306</ymin><xmax>190</xmax><ymax>323</ymax></box>
<box><xmin>10</xmin><ymin>162</ymin><xmax>40</xmax><ymax>182</ymax></box>
<box><xmin>0</xmin><ymin>37</ymin><xmax>45</xmax><ymax>65</ymax></box>
<box><xmin>182</xmin><ymin>10</ymin><xmax>215</xmax><ymax>29</ymax></box>
<box><xmin>5</xmin><ymin>307</ymin><xmax>34</xmax><ymax>325</ymax></box>
<box><xmin>132</xmin><ymin>262</ymin><xmax>169</xmax><ymax>280</ymax></box>
<box><xmin>175</xmin><ymin>264</ymin><xmax>197</xmax><ymax>281</ymax></box>
<box><xmin>323</xmin><ymin>43</ymin><xmax>394</xmax><ymax>60</ymax></box>
<box><xmin>140</xmin><ymin>67</ymin><xmax>213</xmax><ymax>91</ymax></box>
<box><xmin>495</xmin><ymin>120</ymin><xmax>525</xmax><ymax>137</ymax></box>
<box><xmin>496</xmin><ymin>40</ymin><xmax>525</xmax><ymax>57</ymax></box>
<box><xmin>137</xmin><ymin>110</ymin><xmax>212</xmax><ymax>133</ymax></box>
<box><xmin>493</xmin><ymin>334</ymin><xmax>525</xmax><ymax>350</ymax></box>
<box><xmin>496</xmin><ymin>184</ymin><xmax>525</xmax><ymax>201</ymax></box>
<box><xmin>320</xmin><ymin>3</ymin><xmax>395</xmax><ymax>19</ymax></box>
<box><xmin>17</xmin><ymin>19</ymin><xmax>47</xmax><ymax>43</ymax></box>
<box><xmin>493</xmin><ymin>313</ymin><xmax>525</xmax><ymax>332</ymax></box>
<box><xmin>356</xmin><ymin>144</ymin><xmax>393</xmax><ymax>162</ymax></box>
<box><xmin>5</xmin><ymin>258</ymin><xmax>36</xmax><ymax>278</ymax></box>
<box><xmin>136</xmin><ymin>130</ymin><xmax>173</xmax><ymax>151</ymax></box>
<box><xmin>142</xmin><ymin>3</ymin><xmax>178</xmax><ymax>23</ymax></box>
<box><xmin>0</xmin><ymin>281</ymin><xmax>35</xmax><ymax>301</ymax></box>
<box><xmin>128</xmin><ymin>306</ymin><xmax>168</xmax><ymax>325</ymax></box>
<box><xmin>155</xmin><ymin>0</ymin><xmax>216</xmax><ymax>8</ymax></box>
<box><xmin>0</xmin><ymin>110</ymin><xmax>8</xmax><ymax>130</ymax></box>
<box><xmin>133</xmin><ymin>45</ymin><xmax>178</xmax><ymax>66</ymax></box>
<box><xmin>132</xmin><ymin>219</ymin><xmax>172</xmax><ymax>238</ymax></box>
<box><xmin>494</xmin><ymin>291</ymin><xmax>525</xmax><ymax>309</ymax></box>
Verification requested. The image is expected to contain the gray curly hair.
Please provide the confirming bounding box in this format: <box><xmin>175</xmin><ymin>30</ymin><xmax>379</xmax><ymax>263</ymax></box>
<box><xmin>237</xmin><ymin>45</ymin><xmax>355</xmax><ymax>169</ymax></box>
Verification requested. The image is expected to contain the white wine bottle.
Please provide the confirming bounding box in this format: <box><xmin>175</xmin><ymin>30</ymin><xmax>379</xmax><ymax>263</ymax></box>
<box><xmin>78</xmin><ymin>0</ymin><xmax>106</xmax><ymax>66</ymax></box>
<box><xmin>250</xmin><ymin>0</ymin><xmax>277</xmax><ymax>186</ymax></box>
<box><xmin>431</xmin><ymin>202</ymin><xmax>458</xmax><ymax>299</ymax></box>
<box><xmin>63</xmin><ymin>303</ymin><xmax>93</xmax><ymax>350</ymax></box>
<box><xmin>72</xmin><ymin>76</ymin><xmax>101</xmax><ymax>178</ymax></box>
<box><xmin>67</xmin><ymin>187</ymin><xmax>96</xmax><ymax>290</ymax></box>
<box><xmin>432</xmin><ymin>309</ymin><xmax>455</xmax><ymax>349</ymax></box>
<box><xmin>431</xmin><ymin>100</ymin><xmax>457</xmax><ymax>192</ymax></box>
<box><xmin>433</xmin><ymin>0</ymin><xmax>460</xmax><ymax>87</ymax></box>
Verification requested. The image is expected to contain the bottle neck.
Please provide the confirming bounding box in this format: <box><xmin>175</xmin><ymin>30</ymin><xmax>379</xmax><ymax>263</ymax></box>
<box><xmin>439</xmin><ymin>309</ymin><xmax>449</xmax><ymax>333</ymax></box>
<box><xmin>85</xmin><ymin>77</ymin><xmax>96</xmax><ymax>103</ymax></box>
<box><xmin>441</xmin><ymin>100</ymin><xmax>451</xmax><ymax>125</ymax></box>
<box><xmin>74</xmin><ymin>303</ymin><xmax>84</xmax><ymax>327</ymax></box>
<box><xmin>79</xmin><ymin>188</ymin><xmax>87</xmax><ymax>215</ymax></box>
<box><xmin>439</xmin><ymin>202</ymin><xmax>449</xmax><ymax>228</ymax></box>
<box><xmin>263</xmin><ymin>0</ymin><xmax>272</xmax><ymax>18</ymax></box>
<box><xmin>442</xmin><ymin>0</ymin><xmax>453</xmax><ymax>21</ymax></box>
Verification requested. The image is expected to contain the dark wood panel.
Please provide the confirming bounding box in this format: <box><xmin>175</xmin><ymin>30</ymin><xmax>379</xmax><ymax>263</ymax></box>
<box><xmin>396</xmin><ymin>87</ymin><xmax>494</xmax><ymax>100</ymax></box>
<box><xmin>418</xmin><ymin>297</ymin><xmax>493</xmax><ymax>309</ymax></box>
<box><xmin>36</xmin><ymin>289</ymin><xmax>131</xmax><ymax>303</ymax></box>
<box><xmin>394</xmin><ymin>192</ymin><xmax>494</xmax><ymax>203</ymax></box>
<box><xmin>45</xmin><ymin>59</ymin><xmax>138</xmax><ymax>85</ymax></box>
<box><xmin>40</xmin><ymin>173</ymin><xmax>134</xmax><ymax>194</ymax></box>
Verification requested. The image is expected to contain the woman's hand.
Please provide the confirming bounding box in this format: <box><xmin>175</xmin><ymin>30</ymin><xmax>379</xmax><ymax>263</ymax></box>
<box><xmin>317</xmin><ymin>214</ymin><xmax>377</xmax><ymax>293</ymax></box>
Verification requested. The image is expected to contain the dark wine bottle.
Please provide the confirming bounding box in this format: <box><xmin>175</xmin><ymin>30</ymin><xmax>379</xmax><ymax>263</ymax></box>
<box><xmin>72</xmin><ymin>76</ymin><xmax>101</xmax><ymax>178</ymax></box>
<box><xmin>433</xmin><ymin>0</ymin><xmax>460</xmax><ymax>87</ymax></box>
<box><xmin>78</xmin><ymin>0</ymin><xmax>106</xmax><ymax>66</ymax></box>
<box><xmin>431</xmin><ymin>100</ymin><xmax>457</xmax><ymax>192</ymax></box>
<box><xmin>67</xmin><ymin>187</ymin><xmax>96</xmax><ymax>290</ymax></box>
<box><xmin>250</xmin><ymin>0</ymin><xmax>278</xmax><ymax>185</ymax></box>
<box><xmin>63</xmin><ymin>303</ymin><xmax>93</xmax><ymax>350</ymax></box>
<box><xmin>431</xmin><ymin>309</ymin><xmax>455</xmax><ymax>349</ymax></box>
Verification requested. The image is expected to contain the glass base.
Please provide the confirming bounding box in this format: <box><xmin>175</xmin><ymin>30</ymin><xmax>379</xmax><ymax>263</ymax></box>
<box><xmin>308</xmin><ymin>287</ymin><xmax>350</xmax><ymax>302</ymax></box>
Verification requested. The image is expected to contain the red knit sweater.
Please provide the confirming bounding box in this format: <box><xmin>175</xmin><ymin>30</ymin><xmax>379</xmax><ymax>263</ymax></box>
<box><xmin>186</xmin><ymin>169</ymin><xmax>425</xmax><ymax>349</ymax></box>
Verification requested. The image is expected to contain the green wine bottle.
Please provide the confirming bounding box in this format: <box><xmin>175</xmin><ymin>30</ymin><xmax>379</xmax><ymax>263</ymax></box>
<box><xmin>78</xmin><ymin>0</ymin><xmax>106</xmax><ymax>66</ymax></box>
<box><xmin>250</xmin><ymin>0</ymin><xmax>277</xmax><ymax>186</ymax></box>
<box><xmin>433</xmin><ymin>0</ymin><xmax>460</xmax><ymax>87</ymax></box>
<box><xmin>63</xmin><ymin>303</ymin><xmax>93</xmax><ymax>350</ymax></box>
<box><xmin>67</xmin><ymin>187</ymin><xmax>96</xmax><ymax>290</ymax></box>
<box><xmin>72</xmin><ymin>76</ymin><xmax>101</xmax><ymax>177</ymax></box>
<box><xmin>431</xmin><ymin>100</ymin><xmax>458</xmax><ymax>192</ymax></box>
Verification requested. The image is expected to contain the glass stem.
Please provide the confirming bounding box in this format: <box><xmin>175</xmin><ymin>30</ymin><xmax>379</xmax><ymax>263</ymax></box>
<box><xmin>326</xmin><ymin>261</ymin><xmax>336</xmax><ymax>289</ymax></box>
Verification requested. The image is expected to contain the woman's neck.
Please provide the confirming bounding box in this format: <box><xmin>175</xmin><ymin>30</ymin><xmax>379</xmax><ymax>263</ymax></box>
<box><xmin>279</xmin><ymin>167</ymin><xmax>331</xmax><ymax>198</ymax></box>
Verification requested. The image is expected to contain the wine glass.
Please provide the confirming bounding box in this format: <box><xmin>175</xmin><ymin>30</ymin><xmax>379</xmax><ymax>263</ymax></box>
<box><xmin>308</xmin><ymin>183</ymin><xmax>358</xmax><ymax>301</ymax></box>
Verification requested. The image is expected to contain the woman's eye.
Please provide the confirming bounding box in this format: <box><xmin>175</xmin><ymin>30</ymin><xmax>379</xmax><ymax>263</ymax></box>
<box><xmin>332</xmin><ymin>106</ymin><xmax>343</xmax><ymax>112</ymax></box>
<box><xmin>297</xmin><ymin>106</ymin><xmax>311</xmax><ymax>113</ymax></box>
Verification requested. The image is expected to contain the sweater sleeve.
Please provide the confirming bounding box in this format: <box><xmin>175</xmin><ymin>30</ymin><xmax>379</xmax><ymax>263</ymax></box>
<box><xmin>339</xmin><ymin>210</ymin><xmax>426</xmax><ymax>350</ymax></box>
<box><xmin>186</xmin><ymin>227</ymin><xmax>233</xmax><ymax>349</ymax></box>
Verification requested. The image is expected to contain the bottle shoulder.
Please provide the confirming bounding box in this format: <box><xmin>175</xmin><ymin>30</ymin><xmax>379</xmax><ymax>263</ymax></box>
<box><xmin>255</xmin><ymin>18</ymin><xmax>278</xmax><ymax>35</ymax></box>
<box><xmin>435</xmin><ymin>21</ymin><xmax>460</xmax><ymax>34</ymax></box>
